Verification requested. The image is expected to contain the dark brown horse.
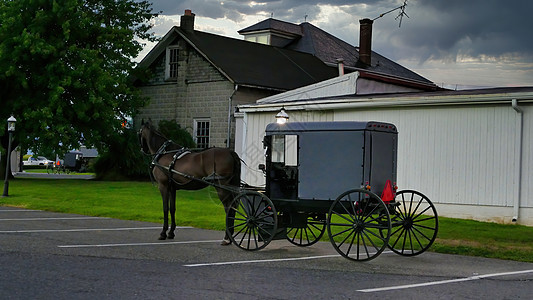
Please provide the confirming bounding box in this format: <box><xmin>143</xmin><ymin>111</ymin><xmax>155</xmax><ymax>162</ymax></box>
<box><xmin>138</xmin><ymin>120</ymin><xmax>240</xmax><ymax>244</ymax></box>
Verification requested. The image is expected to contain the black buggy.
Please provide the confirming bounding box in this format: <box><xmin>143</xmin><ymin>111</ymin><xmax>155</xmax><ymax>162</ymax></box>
<box><xmin>64</xmin><ymin>151</ymin><xmax>84</xmax><ymax>173</ymax></box>
<box><xmin>226</xmin><ymin>121</ymin><xmax>439</xmax><ymax>261</ymax></box>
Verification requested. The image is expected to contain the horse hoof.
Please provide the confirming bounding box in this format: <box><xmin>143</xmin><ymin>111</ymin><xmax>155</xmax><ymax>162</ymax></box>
<box><xmin>158</xmin><ymin>236</ymin><xmax>167</xmax><ymax>240</ymax></box>
<box><xmin>220</xmin><ymin>239</ymin><xmax>232</xmax><ymax>246</ymax></box>
<box><xmin>167</xmin><ymin>235</ymin><xmax>175</xmax><ymax>239</ymax></box>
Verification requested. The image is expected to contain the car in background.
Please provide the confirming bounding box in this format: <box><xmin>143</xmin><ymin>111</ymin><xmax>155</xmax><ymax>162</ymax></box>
<box><xmin>23</xmin><ymin>156</ymin><xmax>54</xmax><ymax>166</ymax></box>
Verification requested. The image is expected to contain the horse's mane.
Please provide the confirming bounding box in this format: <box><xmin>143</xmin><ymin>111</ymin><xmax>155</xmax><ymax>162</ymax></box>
<box><xmin>143</xmin><ymin>121</ymin><xmax>184</xmax><ymax>150</ymax></box>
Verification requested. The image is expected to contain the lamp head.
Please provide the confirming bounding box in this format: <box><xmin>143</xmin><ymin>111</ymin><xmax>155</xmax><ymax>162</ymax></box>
<box><xmin>275</xmin><ymin>108</ymin><xmax>289</xmax><ymax>124</ymax></box>
<box><xmin>7</xmin><ymin>116</ymin><xmax>16</xmax><ymax>132</ymax></box>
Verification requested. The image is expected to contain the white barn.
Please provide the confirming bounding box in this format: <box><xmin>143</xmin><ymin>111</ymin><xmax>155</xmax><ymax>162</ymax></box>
<box><xmin>235</xmin><ymin>71</ymin><xmax>533</xmax><ymax>226</ymax></box>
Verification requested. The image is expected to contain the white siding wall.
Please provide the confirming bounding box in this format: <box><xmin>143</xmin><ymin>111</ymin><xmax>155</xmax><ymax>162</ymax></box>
<box><xmin>522</xmin><ymin>104</ymin><xmax>533</xmax><ymax>208</ymax></box>
<box><xmin>237</xmin><ymin>102</ymin><xmax>533</xmax><ymax>225</ymax></box>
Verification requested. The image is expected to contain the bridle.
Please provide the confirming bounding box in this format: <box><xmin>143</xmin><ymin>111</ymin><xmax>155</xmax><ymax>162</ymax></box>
<box><xmin>138</xmin><ymin>127</ymin><xmax>152</xmax><ymax>156</ymax></box>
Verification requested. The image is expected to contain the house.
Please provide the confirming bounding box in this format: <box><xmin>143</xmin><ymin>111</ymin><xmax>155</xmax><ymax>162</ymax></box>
<box><xmin>134</xmin><ymin>10</ymin><xmax>437</xmax><ymax>148</ymax></box>
<box><xmin>236</xmin><ymin>79</ymin><xmax>533</xmax><ymax>226</ymax></box>
<box><xmin>134</xmin><ymin>10</ymin><xmax>335</xmax><ymax>148</ymax></box>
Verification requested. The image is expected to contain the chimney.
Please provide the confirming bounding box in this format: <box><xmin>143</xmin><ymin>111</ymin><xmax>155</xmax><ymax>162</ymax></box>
<box><xmin>358</xmin><ymin>18</ymin><xmax>373</xmax><ymax>66</ymax></box>
<box><xmin>180</xmin><ymin>9</ymin><xmax>195</xmax><ymax>32</ymax></box>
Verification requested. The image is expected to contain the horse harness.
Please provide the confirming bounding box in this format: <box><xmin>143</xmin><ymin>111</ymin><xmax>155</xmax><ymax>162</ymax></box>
<box><xmin>149</xmin><ymin>140</ymin><xmax>192</xmax><ymax>186</ymax></box>
<box><xmin>149</xmin><ymin>140</ymin><xmax>230</xmax><ymax>188</ymax></box>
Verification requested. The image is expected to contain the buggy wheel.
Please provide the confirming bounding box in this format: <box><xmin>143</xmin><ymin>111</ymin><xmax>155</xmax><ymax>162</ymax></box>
<box><xmin>286</xmin><ymin>213</ymin><xmax>326</xmax><ymax>247</ymax></box>
<box><xmin>327</xmin><ymin>189</ymin><xmax>391</xmax><ymax>262</ymax></box>
<box><xmin>226</xmin><ymin>191</ymin><xmax>277</xmax><ymax>251</ymax></box>
<box><xmin>387</xmin><ymin>190</ymin><xmax>439</xmax><ymax>256</ymax></box>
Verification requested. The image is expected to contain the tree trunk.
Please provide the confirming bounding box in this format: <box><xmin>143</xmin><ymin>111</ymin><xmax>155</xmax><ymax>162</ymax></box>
<box><xmin>1</xmin><ymin>151</ymin><xmax>8</xmax><ymax>181</ymax></box>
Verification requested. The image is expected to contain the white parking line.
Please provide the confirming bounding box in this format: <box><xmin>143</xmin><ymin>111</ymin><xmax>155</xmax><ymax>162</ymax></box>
<box><xmin>58</xmin><ymin>239</ymin><xmax>219</xmax><ymax>248</ymax></box>
<box><xmin>185</xmin><ymin>250</ymin><xmax>394</xmax><ymax>267</ymax></box>
<box><xmin>184</xmin><ymin>254</ymin><xmax>341</xmax><ymax>267</ymax></box>
<box><xmin>0</xmin><ymin>217</ymin><xmax>104</xmax><ymax>221</ymax></box>
<box><xmin>358</xmin><ymin>269</ymin><xmax>533</xmax><ymax>293</ymax></box>
<box><xmin>0</xmin><ymin>226</ymin><xmax>165</xmax><ymax>233</ymax></box>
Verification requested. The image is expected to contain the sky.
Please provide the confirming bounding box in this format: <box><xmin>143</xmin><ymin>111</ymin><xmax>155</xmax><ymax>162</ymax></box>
<box><xmin>139</xmin><ymin>0</ymin><xmax>533</xmax><ymax>89</ymax></box>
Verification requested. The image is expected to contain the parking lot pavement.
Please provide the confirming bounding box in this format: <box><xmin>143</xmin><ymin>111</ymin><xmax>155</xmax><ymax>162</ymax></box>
<box><xmin>1</xmin><ymin>206</ymin><xmax>533</xmax><ymax>299</ymax></box>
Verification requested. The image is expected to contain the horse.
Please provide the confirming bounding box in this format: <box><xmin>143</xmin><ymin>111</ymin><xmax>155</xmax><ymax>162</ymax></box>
<box><xmin>138</xmin><ymin>120</ymin><xmax>240</xmax><ymax>245</ymax></box>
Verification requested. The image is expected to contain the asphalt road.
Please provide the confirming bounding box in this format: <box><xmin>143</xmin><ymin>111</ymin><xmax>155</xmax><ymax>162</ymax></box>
<box><xmin>1</xmin><ymin>206</ymin><xmax>532</xmax><ymax>299</ymax></box>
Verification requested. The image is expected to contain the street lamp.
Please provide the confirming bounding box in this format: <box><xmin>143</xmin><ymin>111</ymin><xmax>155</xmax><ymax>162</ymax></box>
<box><xmin>275</xmin><ymin>108</ymin><xmax>289</xmax><ymax>124</ymax></box>
<box><xmin>2</xmin><ymin>115</ymin><xmax>16</xmax><ymax>197</ymax></box>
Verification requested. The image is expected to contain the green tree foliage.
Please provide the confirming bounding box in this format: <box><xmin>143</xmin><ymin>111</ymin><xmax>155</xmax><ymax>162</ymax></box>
<box><xmin>93</xmin><ymin>127</ymin><xmax>150</xmax><ymax>180</ymax></box>
<box><xmin>158</xmin><ymin>120</ymin><xmax>196</xmax><ymax>148</ymax></box>
<box><xmin>0</xmin><ymin>0</ymin><xmax>158</xmax><ymax>179</ymax></box>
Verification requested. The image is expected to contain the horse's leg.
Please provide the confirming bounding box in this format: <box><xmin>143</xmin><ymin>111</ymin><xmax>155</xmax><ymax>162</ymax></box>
<box><xmin>218</xmin><ymin>188</ymin><xmax>236</xmax><ymax>245</ymax></box>
<box><xmin>159</xmin><ymin>185</ymin><xmax>169</xmax><ymax>240</ymax></box>
<box><xmin>168</xmin><ymin>186</ymin><xmax>177</xmax><ymax>239</ymax></box>
<box><xmin>223</xmin><ymin>201</ymin><xmax>236</xmax><ymax>246</ymax></box>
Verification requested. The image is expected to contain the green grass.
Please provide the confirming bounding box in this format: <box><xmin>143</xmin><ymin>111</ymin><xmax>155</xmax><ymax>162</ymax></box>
<box><xmin>433</xmin><ymin>217</ymin><xmax>533</xmax><ymax>262</ymax></box>
<box><xmin>22</xmin><ymin>169</ymin><xmax>95</xmax><ymax>176</ymax></box>
<box><xmin>2</xmin><ymin>178</ymin><xmax>533</xmax><ymax>262</ymax></box>
<box><xmin>2</xmin><ymin>178</ymin><xmax>227</xmax><ymax>231</ymax></box>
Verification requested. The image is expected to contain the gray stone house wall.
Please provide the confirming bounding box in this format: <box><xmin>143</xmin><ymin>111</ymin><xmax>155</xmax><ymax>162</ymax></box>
<box><xmin>135</xmin><ymin>37</ymin><xmax>277</xmax><ymax>149</ymax></box>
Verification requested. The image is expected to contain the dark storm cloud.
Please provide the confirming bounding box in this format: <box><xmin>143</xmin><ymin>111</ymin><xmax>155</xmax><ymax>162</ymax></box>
<box><xmin>148</xmin><ymin>0</ymin><xmax>533</xmax><ymax>63</ymax></box>
<box><xmin>149</xmin><ymin>0</ymin><xmax>394</xmax><ymax>22</ymax></box>
<box><xmin>385</xmin><ymin>0</ymin><xmax>533</xmax><ymax>62</ymax></box>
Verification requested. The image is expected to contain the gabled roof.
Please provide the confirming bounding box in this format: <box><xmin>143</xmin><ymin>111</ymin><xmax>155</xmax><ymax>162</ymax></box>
<box><xmin>238</xmin><ymin>18</ymin><xmax>302</xmax><ymax>37</ymax></box>
<box><xmin>137</xmin><ymin>27</ymin><xmax>337</xmax><ymax>91</ymax></box>
<box><xmin>239</xmin><ymin>20</ymin><xmax>433</xmax><ymax>85</ymax></box>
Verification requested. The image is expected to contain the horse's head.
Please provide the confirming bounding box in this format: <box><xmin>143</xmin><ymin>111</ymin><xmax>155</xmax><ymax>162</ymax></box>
<box><xmin>138</xmin><ymin>119</ymin><xmax>153</xmax><ymax>155</ymax></box>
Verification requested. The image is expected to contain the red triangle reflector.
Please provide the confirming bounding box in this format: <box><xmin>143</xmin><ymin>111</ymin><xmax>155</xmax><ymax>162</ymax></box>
<box><xmin>381</xmin><ymin>180</ymin><xmax>395</xmax><ymax>204</ymax></box>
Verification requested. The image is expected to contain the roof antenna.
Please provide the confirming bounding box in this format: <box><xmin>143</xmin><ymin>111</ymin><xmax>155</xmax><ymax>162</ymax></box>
<box><xmin>304</xmin><ymin>14</ymin><xmax>308</xmax><ymax>22</ymax></box>
<box><xmin>373</xmin><ymin>0</ymin><xmax>409</xmax><ymax>27</ymax></box>
<box><xmin>270</xmin><ymin>12</ymin><xmax>274</xmax><ymax>18</ymax></box>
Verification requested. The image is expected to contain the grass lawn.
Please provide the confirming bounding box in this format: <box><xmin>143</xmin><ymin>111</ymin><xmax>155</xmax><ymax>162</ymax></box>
<box><xmin>2</xmin><ymin>178</ymin><xmax>533</xmax><ymax>262</ymax></box>
<box><xmin>22</xmin><ymin>169</ymin><xmax>95</xmax><ymax>176</ymax></box>
<box><xmin>3</xmin><ymin>178</ymin><xmax>227</xmax><ymax>231</ymax></box>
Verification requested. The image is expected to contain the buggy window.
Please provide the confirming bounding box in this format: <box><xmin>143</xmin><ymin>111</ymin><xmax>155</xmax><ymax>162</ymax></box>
<box><xmin>270</xmin><ymin>135</ymin><xmax>298</xmax><ymax>166</ymax></box>
<box><xmin>271</xmin><ymin>135</ymin><xmax>285</xmax><ymax>163</ymax></box>
<box><xmin>285</xmin><ymin>135</ymin><xmax>298</xmax><ymax>166</ymax></box>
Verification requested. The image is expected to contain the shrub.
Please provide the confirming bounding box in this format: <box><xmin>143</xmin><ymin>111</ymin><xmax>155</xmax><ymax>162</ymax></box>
<box><xmin>93</xmin><ymin>128</ymin><xmax>151</xmax><ymax>181</ymax></box>
<box><xmin>158</xmin><ymin>119</ymin><xmax>196</xmax><ymax>148</ymax></box>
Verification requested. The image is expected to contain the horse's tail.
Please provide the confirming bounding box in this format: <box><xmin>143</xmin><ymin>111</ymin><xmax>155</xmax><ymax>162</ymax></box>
<box><xmin>230</xmin><ymin>151</ymin><xmax>242</xmax><ymax>189</ymax></box>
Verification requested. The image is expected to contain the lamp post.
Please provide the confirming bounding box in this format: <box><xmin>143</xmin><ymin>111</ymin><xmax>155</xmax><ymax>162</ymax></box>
<box><xmin>2</xmin><ymin>116</ymin><xmax>16</xmax><ymax>197</ymax></box>
<box><xmin>275</xmin><ymin>108</ymin><xmax>289</xmax><ymax>124</ymax></box>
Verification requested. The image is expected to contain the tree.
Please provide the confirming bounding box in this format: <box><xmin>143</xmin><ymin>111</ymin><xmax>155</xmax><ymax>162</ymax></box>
<box><xmin>0</xmin><ymin>0</ymin><xmax>158</xmax><ymax>179</ymax></box>
<box><xmin>93</xmin><ymin>127</ymin><xmax>150</xmax><ymax>181</ymax></box>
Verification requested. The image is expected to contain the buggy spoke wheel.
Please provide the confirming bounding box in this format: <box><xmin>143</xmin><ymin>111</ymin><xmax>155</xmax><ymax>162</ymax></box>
<box><xmin>226</xmin><ymin>191</ymin><xmax>277</xmax><ymax>251</ymax></box>
<box><xmin>286</xmin><ymin>213</ymin><xmax>326</xmax><ymax>247</ymax></box>
<box><xmin>327</xmin><ymin>189</ymin><xmax>391</xmax><ymax>262</ymax></box>
<box><xmin>388</xmin><ymin>190</ymin><xmax>438</xmax><ymax>256</ymax></box>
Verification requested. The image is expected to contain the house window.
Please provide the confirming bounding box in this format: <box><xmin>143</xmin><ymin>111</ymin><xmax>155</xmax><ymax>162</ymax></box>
<box><xmin>194</xmin><ymin>119</ymin><xmax>210</xmax><ymax>148</ymax></box>
<box><xmin>165</xmin><ymin>46</ymin><xmax>179</xmax><ymax>79</ymax></box>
